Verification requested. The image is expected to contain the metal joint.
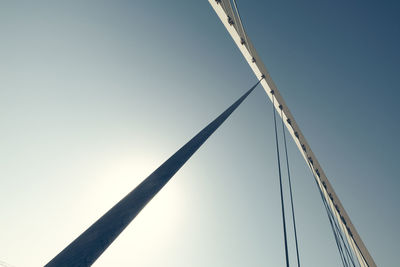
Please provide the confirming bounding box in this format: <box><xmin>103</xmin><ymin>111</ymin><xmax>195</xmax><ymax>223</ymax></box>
<box><xmin>301</xmin><ymin>144</ymin><xmax>307</xmax><ymax>152</ymax></box>
<box><xmin>347</xmin><ymin>227</ymin><xmax>353</xmax><ymax>237</ymax></box>
<box><xmin>335</xmin><ymin>204</ymin><xmax>340</xmax><ymax>213</ymax></box>
<box><xmin>227</xmin><ymin>16</ymin><xmax>234</xmax><ymax>25</ymax></box>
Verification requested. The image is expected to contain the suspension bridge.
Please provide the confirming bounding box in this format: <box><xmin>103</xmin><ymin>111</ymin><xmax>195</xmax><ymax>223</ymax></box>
<box><xmin>36</xmin><ymin>1</ymin><xmax>376</xmax><ymax>266</ymax></box>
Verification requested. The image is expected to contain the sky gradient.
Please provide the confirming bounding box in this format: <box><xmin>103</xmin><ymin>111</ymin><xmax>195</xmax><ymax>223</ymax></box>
<box><xmin>1</xmin><ymin>1</ymin><xmax>399</xmax><ymax>266</ymax></box>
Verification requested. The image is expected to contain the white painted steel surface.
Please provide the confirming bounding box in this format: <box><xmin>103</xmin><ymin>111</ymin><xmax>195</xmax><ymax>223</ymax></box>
<box><xmin>209</xmin><ymin>1</ymin><xmax>376</xmax><ymax>266</ymax></box>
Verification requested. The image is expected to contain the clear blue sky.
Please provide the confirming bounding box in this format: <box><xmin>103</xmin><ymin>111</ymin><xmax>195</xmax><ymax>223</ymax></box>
<box><xmin>0</xmin><ymin>1</ymin><xmax>399</xmax><ymax>266</ymax></box>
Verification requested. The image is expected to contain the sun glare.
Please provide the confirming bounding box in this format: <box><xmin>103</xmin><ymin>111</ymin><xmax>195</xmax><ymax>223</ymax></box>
<box><xmin>82</xmin><ymin>152</ymin><xmax>185</xmax><ymax>240</ymax></box>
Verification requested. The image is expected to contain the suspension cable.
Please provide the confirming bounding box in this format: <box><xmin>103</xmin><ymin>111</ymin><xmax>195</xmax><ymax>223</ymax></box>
<box><xmin>280</xmin><ymin>107</ymin><xmax>301</xmax><ymax>267</ymax></box>
<box><xmin>331</xmin><ymin>208</ymin><xmax>357</xmax><ymax>266</ymax></box>
<box><xmin>318</xmin><ymin>177</ymin><xmax>358</xmax><ymax>267</ymax></box>
<box><xmin>231</xmin><ymin>0</ymin><xmax>250</xmax><ymax>49</ymax></box>
<box><xmin>307</xmin><ymin>161</ymin><xmax>347</xmax><ymax>267</ymax></box>
<box><xmin>271</xmin><ymin>92</ymin><xmax>290</xmax><ymax>267</ymax></box>
<box><xmin>272</xmin><ymin>94</ymin><xmax>358</xmax><ymax>267</ymax></box>
<box><xmin>319</xmin><ymin>180</ymin><xmax>349</xmax><ymax>267</ymax></box>
<box><xmin>324</xmin><ymin>191</ymin><xmax>358</xmax><ymax>267</ymax></box>
<box><xmin>307</xmin><ymin>160</ymin><xmax>358</xmax><ymax>267</ymax></box>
